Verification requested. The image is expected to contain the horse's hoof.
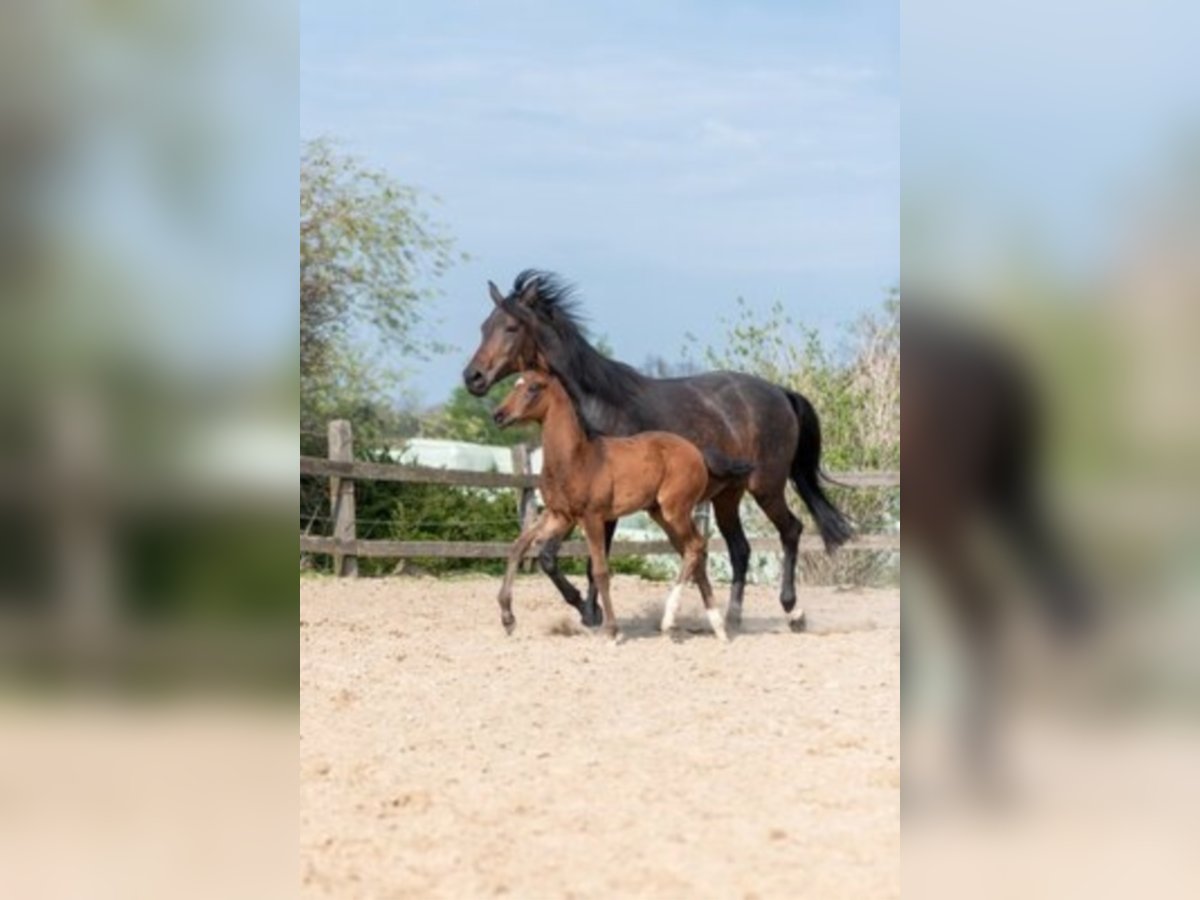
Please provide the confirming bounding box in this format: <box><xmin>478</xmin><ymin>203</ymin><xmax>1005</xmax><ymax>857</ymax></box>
<box><xmin>579</xmin><ymin>606</ymin><xmax>604</xmax><ymax>628</ymax></box>
<box><xmin>788</xmin><ymin>609</ymin><xmax>807</xmax><ymax>633</ymax></box>
<box><xmin>501</xmin><ymin>613</ymin><xmax>516</xmax><ymax>634</ymax></box>
<box><xmin>726</xmin><ymin>605</ymin><xmax>743</xmax><ymax>629</ymax></box>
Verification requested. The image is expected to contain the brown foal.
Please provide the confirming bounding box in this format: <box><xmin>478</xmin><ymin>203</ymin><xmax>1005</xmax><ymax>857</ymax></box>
<box><xmin>493</xmin><ymin>371</ymin><xmax>747</xmax><ymax>642</ymax></box>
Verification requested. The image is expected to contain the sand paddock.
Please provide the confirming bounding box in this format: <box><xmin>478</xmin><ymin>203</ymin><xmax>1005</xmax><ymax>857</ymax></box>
<box><xmin>300</xmin><ymin>574</ymin><xmax>899</xmax><ymax>898</ymax></box>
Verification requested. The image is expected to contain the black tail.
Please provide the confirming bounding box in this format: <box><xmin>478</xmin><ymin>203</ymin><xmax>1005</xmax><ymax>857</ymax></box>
<box><xmin>785</xmin><ymin>391</ymin><xmax>854</xmax><ymax>552</ymax></box>
<box><xmin>702</xmin><ymin>448</ymin><xmax>755</xmax><ymax>481</ymax></box>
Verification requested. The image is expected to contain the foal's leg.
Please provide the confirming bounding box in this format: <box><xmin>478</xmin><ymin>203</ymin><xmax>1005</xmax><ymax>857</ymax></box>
<box><xmin>647</xmin><ymin>507</ymin><xmax>688</xmax><ymax>633</ymax></box>
<box><xmin>582</xmin><ymin>516</ymin><xmax>619</xmax><ymax>641</ymax></box>
<box><xmin>662</xmin><ymin>506</ymin><xmax>728</xmax><ymax>642</ymax></box>
<box><xmin>711</xmin><ymin>487</ymin><xmax>750</xmax><ymax>627</ymax></box>
<box><xmin>498</xmin><ymin>512</ymin><xmax>570</xmax><ymax>634</ymax></box>
<box><xmin>581</xmin><ymin>519</ymin><xmax>617</xmax><ymax>628</ymax></box>
<box><xmin>687</xmin><ymin>540</ymin><xmax>727</xmax><ymax>642</ymax></box>
<box><xmin>752</xmin><ymin>487</ymin><xmax>806</xmax><ymax>631</ymax></box>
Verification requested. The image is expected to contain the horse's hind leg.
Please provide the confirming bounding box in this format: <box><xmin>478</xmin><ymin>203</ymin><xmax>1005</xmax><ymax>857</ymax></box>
<box><xmin>711</xmin><ymin>488</ymin><xmax>750</xmax><ymax>627</ymax></box>
<box><xmin>751</xmin><ymin>487</ymin><xmax>806</xmax><ymax>631</ymax></box>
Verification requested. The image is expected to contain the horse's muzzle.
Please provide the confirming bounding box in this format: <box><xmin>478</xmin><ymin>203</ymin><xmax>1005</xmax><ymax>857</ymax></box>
<box><xmin>463</xmin><ymin>366</ymin><xmax>489</xmax><ymax>396</ymax></box>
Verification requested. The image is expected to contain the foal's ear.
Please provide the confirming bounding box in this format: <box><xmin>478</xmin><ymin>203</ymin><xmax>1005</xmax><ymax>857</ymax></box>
<box><xmin>488</xmin><ymin>281</ymin><xmax>505</xmax><ymax>307</ymax></box>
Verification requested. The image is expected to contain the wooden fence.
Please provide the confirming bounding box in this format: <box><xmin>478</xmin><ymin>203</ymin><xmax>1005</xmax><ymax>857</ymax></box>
<box><xmin>301</xmin><ymin>420</ymin><xmax>900</xmax><ymax>576</ymax></box>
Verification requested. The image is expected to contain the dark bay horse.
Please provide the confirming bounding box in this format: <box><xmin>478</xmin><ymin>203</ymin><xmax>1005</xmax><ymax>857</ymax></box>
<box><xmin>493</xmin><ymin>371</ymin><xmax>753</xmax><ymax>642</ymax></box>
<box><xmin>463</xmin><ymin>270</ymin><xmax>853</xmax><ymax>629</ymax></box>
<box><xmin>903</xmin><ymin>305</ymin><xmax>1093</xmax><ymax>784</ymax></box>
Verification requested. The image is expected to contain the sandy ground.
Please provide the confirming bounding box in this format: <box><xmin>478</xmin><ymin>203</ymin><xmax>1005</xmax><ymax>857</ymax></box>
<box><xmin>300</xmin><ymin>574</ymin><xmax>899</xmax><ymax>899</ymax></box>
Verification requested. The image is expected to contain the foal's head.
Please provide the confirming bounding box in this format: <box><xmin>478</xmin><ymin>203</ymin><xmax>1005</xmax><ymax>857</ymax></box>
<box><xmin>492</xmin><ymin>372</ymin><xmax>559</xmax><ymax>428</ymax></box>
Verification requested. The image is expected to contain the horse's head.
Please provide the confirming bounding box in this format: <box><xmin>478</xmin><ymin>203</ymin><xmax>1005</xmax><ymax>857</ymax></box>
<box><xmin>461</xmin><ymin>278</ymin><xmax>543</xmax><ymax>396</ymax></box>
<box><xmin>492</xmin><ymin>370</ymin><xmax>555</xmax><ymax>428</ymax></box>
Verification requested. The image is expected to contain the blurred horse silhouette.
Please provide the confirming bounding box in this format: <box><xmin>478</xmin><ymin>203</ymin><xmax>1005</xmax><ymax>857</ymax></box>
<box><xmin>904</xmin><ymin>304</ymin><xmax>1093</xmax><ymax>790</ymax></box>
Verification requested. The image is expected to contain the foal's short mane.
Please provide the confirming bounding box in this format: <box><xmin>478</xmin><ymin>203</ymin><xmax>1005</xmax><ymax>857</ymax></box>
<box><xmin>511</xmin><ymin>270</ymin><xmax>646</xmax><ymax>428</ymax></box>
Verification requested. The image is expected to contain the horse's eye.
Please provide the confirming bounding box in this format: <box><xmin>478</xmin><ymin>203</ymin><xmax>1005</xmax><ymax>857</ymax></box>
<box><xmin>504</xmin><ymin>325</ymin><xmax>519</xmax><ymax>334</ymax></box>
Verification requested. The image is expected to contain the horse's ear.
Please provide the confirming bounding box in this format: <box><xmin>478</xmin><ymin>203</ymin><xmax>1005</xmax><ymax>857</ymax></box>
<box><xmin>488</xmin><ymin>281</ymin><xmax>505</xmax><ymax>307</ymax></box>
<box><xmin>517</xmin><ymin>277</ymin><xmax>539</xmax><ymax>307</ymax></box>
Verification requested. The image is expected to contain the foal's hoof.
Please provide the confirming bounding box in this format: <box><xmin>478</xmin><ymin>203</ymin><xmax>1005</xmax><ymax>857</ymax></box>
<box><xmin>788</xmin><ymin>609</ymin><xmax>807</xmax><ymax>633</ymax></box>
<box><xmin>725</xmin><ymin>605</ymin><xmax>743</xmax><ymax>629</ymax></box>
<box><xmin>501</xmin><ymin>612</ymin><xmax>516</xmax><ymax>635</ymax></box>
<box><xmin>707</xmin><ymin>609</ymin><xmax>730</xmax><ymax>643</ymax></box>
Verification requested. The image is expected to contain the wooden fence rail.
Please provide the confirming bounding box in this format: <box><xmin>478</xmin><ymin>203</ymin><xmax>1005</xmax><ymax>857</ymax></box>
<box><xmin>301</xmin><ymin>419</ymin><xmax>900</xmax><ymax>574</ymax></box>
<box><xmin>300</xmin><ymin>456</ymin><xmax>901</xmax><ymax>490</ymax></box>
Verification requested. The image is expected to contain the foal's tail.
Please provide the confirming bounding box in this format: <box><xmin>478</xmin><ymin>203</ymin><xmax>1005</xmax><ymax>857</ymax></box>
<box><xmin>784</xmin><ymin>390</ymin><xmax>854</xmax><ymax>553</ymax></box>
<box><xmin>702</xmin><ymin>449</ymin><xmax>755</xmax><ymax>481</ymax></box>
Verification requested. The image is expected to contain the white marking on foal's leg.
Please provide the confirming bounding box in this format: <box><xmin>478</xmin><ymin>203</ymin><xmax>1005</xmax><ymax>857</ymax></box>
<box><xmin>707</xmin><ymin>607</ymin><xmax>729</xmax><ymax>642</ymax></box>
<box><xmin>660</xmin><ymin>584</ymin><xmax>684</xmax><ymax>632</ymax></box>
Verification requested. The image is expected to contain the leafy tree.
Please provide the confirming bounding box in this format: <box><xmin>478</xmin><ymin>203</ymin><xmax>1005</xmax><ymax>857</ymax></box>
<box><xmin>300</xmin><ymin>137</ymin><xmax>463</xmax><ymax>434</ymax></box>
<box><xmin>685</xmin><ymin>291</ymin><xmax>900</xmax><ymax>585</ymax></box>
<box><xmin>639</xmin><ymin>355</ymin><xmax>701</xmax><ymax>378</ymax></box>
<box><xmin>686</xmin><ymin>291</ymin><xmax>899</xmax><ymax>470</ymax></box>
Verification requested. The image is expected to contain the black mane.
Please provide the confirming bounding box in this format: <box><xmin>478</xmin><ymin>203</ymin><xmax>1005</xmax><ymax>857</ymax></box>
<box><xmin>510</xmin><ymin>270</ymin><xmax>646</xmax><ymax>432</ymax></box>
<box><xmin>512</xmin><ymin>269</ymin><xmax>585</xmax><ymax>329</ymax></box>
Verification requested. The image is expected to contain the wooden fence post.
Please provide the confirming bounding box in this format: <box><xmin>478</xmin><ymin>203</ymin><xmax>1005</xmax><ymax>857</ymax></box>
<box><xmin>510</xmin><ymin>443</ymin><xmax>538</xmax><ymax>572</ymax></box>
<box><xmin>328</xmin><ymin>419</ymin><xmax>358</xmax><ymax>577</ymax></box>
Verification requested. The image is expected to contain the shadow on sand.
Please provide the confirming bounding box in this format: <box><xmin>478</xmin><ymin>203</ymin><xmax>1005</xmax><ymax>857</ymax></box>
<box><xmin>543</xmin><ymin>610</ymin><xmax>876</xmax><ymax>643</ymax></box>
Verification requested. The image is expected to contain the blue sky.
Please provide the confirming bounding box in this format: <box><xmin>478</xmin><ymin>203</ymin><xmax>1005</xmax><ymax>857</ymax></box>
<box><xmin>904</xmin><ymin>0</ymin><xmax>1200</xmax><ymax>289</ymax></box>
<box><xmin>302</xmin><ymin>0</ymin><xmax>899</xmax><ymax>404</ymax></box>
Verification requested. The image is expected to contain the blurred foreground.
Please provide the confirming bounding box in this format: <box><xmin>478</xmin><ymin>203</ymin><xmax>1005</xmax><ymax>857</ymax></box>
<box><xmin>1</xmin><ymin>1</ymin><xmax>295</xmax><ymax>897</ymax></box>
<box><xmin>904</xmin><ymin>1</ymin><xmax>1200</xmax><ymax>896</ymax></box>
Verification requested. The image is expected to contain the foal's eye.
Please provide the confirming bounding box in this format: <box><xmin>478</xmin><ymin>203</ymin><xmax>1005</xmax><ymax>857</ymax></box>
<box><xmin>504</xmin><ymin>324</ymin><xmax>520</xmax><ymax>334</ymax></box>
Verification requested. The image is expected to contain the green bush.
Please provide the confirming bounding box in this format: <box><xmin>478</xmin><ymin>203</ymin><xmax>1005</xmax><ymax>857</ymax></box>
<box><xmin>685</xmin><ymin>292</ymin><xmax>900</xmax><ymax>586</ymax></box>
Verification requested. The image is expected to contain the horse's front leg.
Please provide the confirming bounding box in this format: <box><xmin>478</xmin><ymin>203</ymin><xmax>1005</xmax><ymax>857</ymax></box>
<box><xmin>537</xmin><ymin>533</ymin><xmax>586</xmax><ymax>618</ymax></box>
<box><xmin>582</xmin><ymin>516</ymin><xmax>619</xmax><ymax>642</ymax></box>
<box><xmin>581</xmin><ymin>519</ymin><xmax>617</xmax><ymax>627</ymax></box>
